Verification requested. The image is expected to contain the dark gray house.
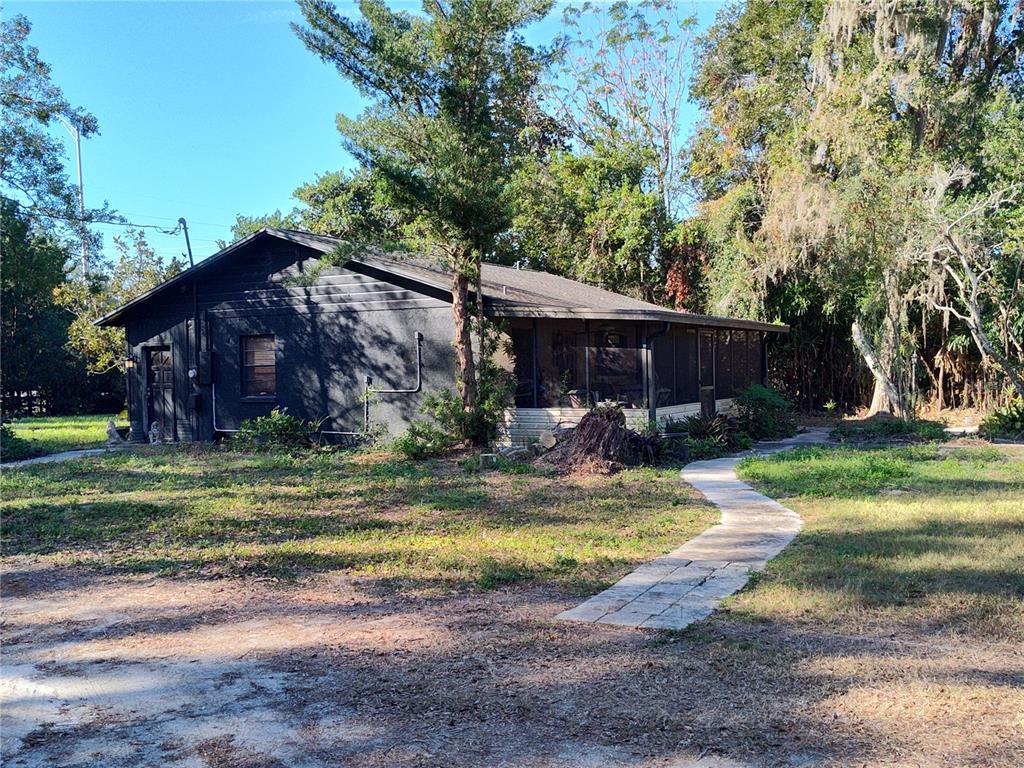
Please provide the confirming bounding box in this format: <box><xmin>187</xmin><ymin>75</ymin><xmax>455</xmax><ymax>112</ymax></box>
<box><xmin>96</xmin><ymin>228</ymin><xmax>786</xmax><ymax>444</ymax></box>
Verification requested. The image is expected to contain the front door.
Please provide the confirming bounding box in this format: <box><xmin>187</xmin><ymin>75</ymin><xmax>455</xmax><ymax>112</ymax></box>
<box><xmin>698</xmin><ymin>330</ymin><xmax>716</xmax><ymax>418</ymax></box>
<box><xmin>146</xmin><ymin>347</ymin><xmax>175</xmax><ymax>441</ymax></box>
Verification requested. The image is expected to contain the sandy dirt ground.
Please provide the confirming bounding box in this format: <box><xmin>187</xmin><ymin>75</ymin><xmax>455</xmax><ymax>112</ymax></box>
<box><xmin>2</xmin><ymin>559</ymin><xmax>1021</xmax><ymax>768</ymax></box>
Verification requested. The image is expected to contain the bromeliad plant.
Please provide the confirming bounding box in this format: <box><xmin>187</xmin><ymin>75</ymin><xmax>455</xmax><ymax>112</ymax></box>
<box><xmin>664</xmin><ymin>412</ymin><xmax>752</xmax><ymax>461</ymax></box>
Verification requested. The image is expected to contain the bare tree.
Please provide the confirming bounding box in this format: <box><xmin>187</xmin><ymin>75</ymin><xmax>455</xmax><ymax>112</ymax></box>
<box><xmin>557</xmin><ymin>0</ymin><xmax>696</xmax><ymax>218</ymax></box>
<box><xmin>915</xmin><ymin>167</ymin><xmax>1024</xmax><ymax>398</ymax></box>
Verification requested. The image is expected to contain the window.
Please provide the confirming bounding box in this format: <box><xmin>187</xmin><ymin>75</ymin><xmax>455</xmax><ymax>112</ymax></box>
<box><xmin>242</xmin><ymin>335</ymin><xmax>276</xmax><ymax>397</ymax></box>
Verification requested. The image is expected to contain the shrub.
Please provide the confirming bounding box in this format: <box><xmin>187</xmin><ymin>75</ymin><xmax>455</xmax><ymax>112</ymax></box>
<box><xmin>735</xmin><ymin>384</ymin><xmax>797</xmax><ymax>440</ymax></box>
<box><xmin>392</xmin><ymin>420</ymin><xmax>453</xmax><ymax>460</ymax></box>
<box><xmin>230</xmin><ymin>408</ymin><xmax>320</xmax><ymax>452</ymax></box>
<box><xmin>684</xmin><ymin>436</ymin><xmax>730</xmax><ymax>461</ymax></box>
<box><xmin>979</xmin><ymin>399</ymin><xmax>1024</xmax><ymax>440</ymax></box>
<box><xmin>420</xmin><ymin>321</ymin><xmax>515</xmax><ymax>448</ymax></box>
<box><xmin>630</xmin><ymin>418</ymin><xmax>663</xmax><ymax>465</ymax></box>
<box><xmin>1</xmin><ymin>423</ymin><xmax>36</xmax><ymax>462</ymax></box>
<box><xmin>663</xmin><ymin>413</ymin><xmax>750</xmax><ymax>461</ymax></box>
<box><xmin>674</xmin><ymin>413</ymin><xmax>747</xmax><ymax>447</ymax></box>
<box><xmin>831</xmin><ymin>415</ymin><xmax>947</xmax><ymax>444</ymax></box>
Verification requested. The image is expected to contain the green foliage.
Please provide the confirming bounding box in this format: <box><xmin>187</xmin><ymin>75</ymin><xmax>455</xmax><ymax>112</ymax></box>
<box><xmin>687</xmin><ymin>1</ymin><xmax>1024</xmax><ymax>410</ymax></box>
<box><xmin>422</xmin><ymin>320</ymin><xmax>515</xmax><ymax>447</ymax></box>
<box><xmin>979</xmin><ymin>399</ymin><xmax>1024</xmax><ymax>441</ymax></box>
<box><xmin>1</xmin><ymin>15</ymin><xmax>106</xmax><ymax>233</ymax></box>
<box><xmin>559</xmin><ymin>0</ymin><xmax>696</xmax><ymax>218</ymax></box>
<box><xmin>682</xmin><ymin>436</ymin><xmax>730</xmax><ymax>461</ymax></box>
<box><xmin>509</xmin><ymin>142</ymin><xmax>666</xmax><ymax>299</ymax></box>
<box><xmin>735</xmin><ymin>384</ymin><xmax>796</xmax><ymax>440</ymax></box>
<box><xmin>230</xmin><ymin>408</ymin><xmax>321</xmax><ymax>453</ymax></box>
<box><xmin>1</xmin><ymin>423</ymin><xmax>36</xmax><ymax>462</ymax></box>
<box><xmin>222</xmin><ymin>209</ymin><xmax>301</xmax><ymax>247</ymax></box>
<box><xmin>293</xmin><ymin>0</ymin><xmax>557</xmax><ymax>412</ymax></box>
<box><xmin>55</xmin><ymin>229</ymin><xmax>184</xmax><ymax>374</ymax></box>
<box><xmin>391</xmin><ymin>420</ymin><xmax>452</xmax><ymax>460</ymax></box>
<box><xmin>664</xmin><ymin>412</ymin><xmax>750</xmax><ymax>461</ymax></box>
<box><xmin>831</xmin><ymin>417</ymin><xmax>948</xmax><ymax>444</ymax></box>
<box><xmin>630</xmin><ymin>417</ymin><xmax>663</xmax><ymax>465</ymax></box>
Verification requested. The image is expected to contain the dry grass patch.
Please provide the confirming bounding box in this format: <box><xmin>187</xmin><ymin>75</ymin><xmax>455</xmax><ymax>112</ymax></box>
<box><xmin>0</xmin><ymin>445</ymin><xmax>715</xmax><ymax>592</ymax></box>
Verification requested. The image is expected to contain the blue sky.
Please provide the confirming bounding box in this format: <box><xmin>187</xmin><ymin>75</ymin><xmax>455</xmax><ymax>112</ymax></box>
<box><xmin>10</xmin><ymin>1</ymin><xmax>724</xmax><ymax>266</ymax></box>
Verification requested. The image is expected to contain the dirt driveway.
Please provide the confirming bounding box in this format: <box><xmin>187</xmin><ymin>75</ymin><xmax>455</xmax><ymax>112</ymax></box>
<box><xmin>3</xmin><ymin>559</ymin><xmax>1020</xmax><ymax>768</ymax></box>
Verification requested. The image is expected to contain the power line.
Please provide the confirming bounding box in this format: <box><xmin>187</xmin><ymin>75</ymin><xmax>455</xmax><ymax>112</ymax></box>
<box><xmin>11</xmin><ymin>200</ymin><xmax>187</xmax><ymax>235</ymax></box>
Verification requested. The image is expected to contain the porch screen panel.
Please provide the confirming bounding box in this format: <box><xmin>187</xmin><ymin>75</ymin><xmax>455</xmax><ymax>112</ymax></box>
<box><xmin>536</xmin><ymin>320</ymin><xmax>587</xmax><ymax>407</ymax></box>
<box><xmin>732</xmin><ymin>330</ymin><xmax>750</xmax><ymax>391</ymax></box>
<box><xmin>589</xmin><ymin>322</ymin><xmax>643</xmax><ymax>408</ymax></box>
<box><xmin>508</xmin><ymin>325</ymin><xmax>536</xmax><ymax>407</ymax></box>
<box><xmin>749</xmin><ymin>332</ymin><xmax>763</xmax><ymax>384</ymax></box>
<box><xmin>674</xmin><ymin>328</ymin><xmax>699</xmax><ymax>404</ymax></box>
<box><xmin>652</xmin><ymin>336</ymin><xmax>675</xmax><ymax>407</ymax></box>
<box><xmin>715</xmin><ymin>330</ymin><xmax>733</xmax><ymax>398</ymax></box>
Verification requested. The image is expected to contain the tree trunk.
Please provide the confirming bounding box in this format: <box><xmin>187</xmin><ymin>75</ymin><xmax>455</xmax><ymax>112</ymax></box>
<box><xmin>451</xmin><ymin>265</ymin><xmax>478</xmax><ymax>410</ymax></box>
<box><xmin>965</xmin><ymin>309</ymin><xmax>1024</xmax><ymax>399</ymax></box>
<box><xmin>852</xmin><ymin>320</ymin><xmax>906</xmax><ymax>418</ymax></box>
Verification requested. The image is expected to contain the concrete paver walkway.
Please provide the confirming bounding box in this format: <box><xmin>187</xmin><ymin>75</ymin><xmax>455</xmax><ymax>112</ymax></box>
<box><xmin>2</xmin><ymin>447</ymin><xmax>112</xmax><ymax>469</ymax></box>
<box><xmin>557</xmin><ymin>428</ymin><xmax>831</xmax><ymax>630</ymax></box>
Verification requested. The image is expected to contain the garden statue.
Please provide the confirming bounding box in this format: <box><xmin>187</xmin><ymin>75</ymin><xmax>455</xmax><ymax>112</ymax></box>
<box><xmin>105</xmin><ymin>420</ymin><xmax>122</xmax><ymax>446</ymax></box>
<box><xmin>148</xmin><ymin>421</ymin><xmax>162</xmax><ymax>445</ymax></box>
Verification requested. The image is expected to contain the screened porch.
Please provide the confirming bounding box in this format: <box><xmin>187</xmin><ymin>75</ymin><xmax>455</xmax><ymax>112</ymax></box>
<box><xmin>499</xmin><ymin>317</ymin><xmax>766</xmax><ymax>444</ymax></box>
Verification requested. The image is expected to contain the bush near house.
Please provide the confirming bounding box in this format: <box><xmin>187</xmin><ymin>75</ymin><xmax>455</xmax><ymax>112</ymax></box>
<box><xmin>392</xmin><ymin>420</ymin><xmax>453</xmax><ymax>460</ymax></box>
<box><xmin>735</xmin><ymin>384</ymin><xmax>797</xmax><ymax>440</ymax></box>
<box><xmin>663</xmin><ymin>413</ymin><xmax>751</xmax><ymax>461</ymax></box>
<box><xmin>230</xmin><ymin>408</ymin><xmax>323</xmax><ymax>453</ymax></box>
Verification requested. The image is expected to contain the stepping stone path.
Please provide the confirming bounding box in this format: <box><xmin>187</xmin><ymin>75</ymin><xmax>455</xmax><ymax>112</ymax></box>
<box><xmin>557</xmin><ymin>428</ymin><xmax>832</xmax><ymax>630</ymax></box>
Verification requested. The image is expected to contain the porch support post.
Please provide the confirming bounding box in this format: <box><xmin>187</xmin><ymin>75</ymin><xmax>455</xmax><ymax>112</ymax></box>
<box><xmin>584</xmin><ymin>319</ymin><xmax>590</xmax><ymax>406</ymax></box>
<box><xmin>531</xmin><ymin>318</ymin><xmax>538</xmax><ymax>408</ymax></box>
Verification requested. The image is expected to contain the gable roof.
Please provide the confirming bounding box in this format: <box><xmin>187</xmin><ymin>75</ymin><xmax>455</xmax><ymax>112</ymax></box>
<box><xmin>96</xmin><ymin>228</ymin><xmax>787</xmax><ymax>333</ymax></box>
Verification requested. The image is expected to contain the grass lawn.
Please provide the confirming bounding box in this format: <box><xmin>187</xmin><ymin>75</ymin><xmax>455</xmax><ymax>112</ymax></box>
<box><xmin>3</xmin><ymin>442</ymin><xmax>1023</xmax><ymax>767</ymax></box>
<box><xmin>715</xmin><ymin>443</ymin><xmax>1024</xmax><ymax>763</ymax></box>
<box><xmin>734</xmin><ymin>443</ymin><xmax>1024</xmax><ymax>637</ymax></box>
<box><xmin>6</xmin><ymin>414</ymin><xmax>116</xmax><ymax>459</ymax></box>
<box><xmin>0</xmin><ymin>447</ymin><xmax>715</xmax><ymax>592</ymax></box>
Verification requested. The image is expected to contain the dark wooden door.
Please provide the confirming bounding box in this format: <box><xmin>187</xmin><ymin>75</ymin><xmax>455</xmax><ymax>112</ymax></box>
<box><xmin>146</xmin><ymin>348</ymin><xmax>175</xmax><ymax>441</ymax></box>
<box><xmin>698</xmin><ymin>330</ymin><xmax>716</xmax><ymax>418</ymax></box>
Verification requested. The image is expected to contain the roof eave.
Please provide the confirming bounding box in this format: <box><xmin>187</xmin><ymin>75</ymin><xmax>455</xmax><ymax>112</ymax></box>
<box><xmin>486</xmin><ymin>305</ymin><xmax>788</xmax><ymax>333</ymax></box>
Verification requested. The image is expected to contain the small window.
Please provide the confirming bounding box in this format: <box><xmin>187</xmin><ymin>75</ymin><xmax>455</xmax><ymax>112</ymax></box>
<box><xmin>242</xmin><ymin>335</ymin><xmax>276</xmax><ymax>397</ymax></box>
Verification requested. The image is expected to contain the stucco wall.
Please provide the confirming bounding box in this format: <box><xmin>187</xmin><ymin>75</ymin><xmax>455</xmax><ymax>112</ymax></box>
<box><xmin>122</xmin><ymin>238</ymin><xmax>457</xmax><ymax>442</ymax></box>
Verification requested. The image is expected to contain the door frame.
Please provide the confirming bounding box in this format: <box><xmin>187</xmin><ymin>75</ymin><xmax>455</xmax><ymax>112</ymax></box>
<box><xmin>144</xmin><ymin>344</ymin><xmax>176</xmax><ymax>441</ymax></box>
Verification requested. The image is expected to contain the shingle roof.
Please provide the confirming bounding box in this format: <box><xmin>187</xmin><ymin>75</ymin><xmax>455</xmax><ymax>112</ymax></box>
<box><xmin>96</xmin><ymin>228</ymin><xmax>787</xmax><ymax>333</ymax></box>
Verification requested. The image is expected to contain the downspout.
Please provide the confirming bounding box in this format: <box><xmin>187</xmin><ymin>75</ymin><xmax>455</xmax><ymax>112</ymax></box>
<box><xmin>644</xmin><ymin>322</ymin><xmax>672</xmax><ymax>426</ymax></box>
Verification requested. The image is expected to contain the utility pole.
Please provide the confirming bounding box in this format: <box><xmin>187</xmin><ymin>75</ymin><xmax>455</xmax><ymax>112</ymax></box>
<box><xmin>55</xmin><ymin>114</ymin><xmax>87</xmax><ymax>280</ymax></box>
<box><xmin>179</xmin><ymin>217</ymin><xmax>201</xmax><ymax>439</ymax></box>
